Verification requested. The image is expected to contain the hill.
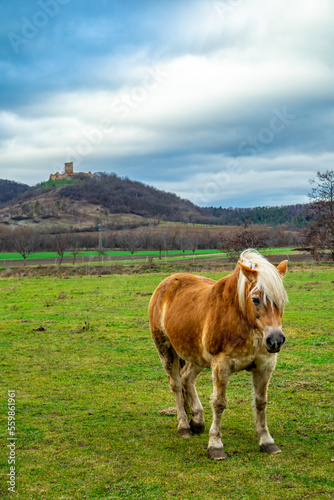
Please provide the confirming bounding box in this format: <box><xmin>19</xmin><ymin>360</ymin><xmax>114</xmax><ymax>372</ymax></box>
<box><xmin>0</xmin><ymin>179</ymin><xmax>30</xmax><ymax>207</ymax></box>
<box><xmin>0</xmin><ymin>172</ymin><xmax>308</xmax><ymax>231</ymax></box>
<box><xmin>0</xmin><ymin>172</ymin><xmax>209</xmax><ymax>230</ymax></box>
<box><xmin>57</xmin><ymin>172</ymin><xmax>207</xmax><ymax>222</ymax></box>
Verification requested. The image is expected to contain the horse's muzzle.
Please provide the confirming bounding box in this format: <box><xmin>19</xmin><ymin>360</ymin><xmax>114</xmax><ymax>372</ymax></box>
<box><xmin>265</xmin><ymin>331</ymin><xmax>286</xmax><ymax>353</ymax></box>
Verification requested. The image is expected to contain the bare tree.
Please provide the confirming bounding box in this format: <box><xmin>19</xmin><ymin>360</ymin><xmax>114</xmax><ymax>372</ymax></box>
<box><xmin>223</xmin><ymin>227</ymin><xmax>268</xmax><ymax>261</ymax></box>
<box><xmin>103</xmin><ymin>231</ymin><xmax>117</xmax><ymax>251</ymax></box>
<box><xmin>70</xmin><ymin>240</ymin><xmax>81</xmax><ymax>265</ymax></box>
<box><xmin>216</xmin><ymin>231</ymin><xmax>227</xmax><ymax>253</ymax></box>
<box><xmin>11</xmin><ymin>227</ymin><xmax>38</xmax><ymax>265</ymax></box>
<box><xmin>188</xmin><ymin>234</ymin><xmax>200</xmax><ymax>256</ymax></box>
<box><xmin>0</xmin><ymin>226</ymin><xmax>11</xmax><ymax>252</ymax></box>
<box><xmin>52</xmin><ymin>234</ymin><xmax>68</xmax><ymax>265</ymax></box>
<box><xmin>66</xmin><ymin>234</ymin><xmax>82</xmax><ymax>264</ymax></box>
<box><xmin>117</xmin><ymin>231</ymin><xmax>143</xmax><ymax>259</ymax></box>
<box><xmin>303</xmin><ymin>170</ymin><xmax>334</xmax><ymax>260</ymax></box>
<box><xmin>175</xmin><ymin>231</ymin><xmax>190</xmax><ymax>257</ymax></box>
<box><xmin>150</xmin><ymin>231</ymin><xmax>169</xmax><ymax>259</ymax></box>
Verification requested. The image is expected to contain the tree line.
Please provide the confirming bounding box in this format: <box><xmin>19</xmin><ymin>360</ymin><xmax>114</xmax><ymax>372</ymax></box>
<box><xmin>203</xmin><ymin>204</ymin><xmax>309</xmax><ymax>228</ymax></box>
<box><xmin>0</xmin><ymin>224</ymin><xmax>302</xmax><ymax>264</ymax></box>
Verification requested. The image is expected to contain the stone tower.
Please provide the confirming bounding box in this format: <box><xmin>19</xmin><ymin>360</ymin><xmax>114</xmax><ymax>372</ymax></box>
<box><xmin>65</xmin><ymin>162</ymin><xmax>73</xmax><ymax>176</ymax></box>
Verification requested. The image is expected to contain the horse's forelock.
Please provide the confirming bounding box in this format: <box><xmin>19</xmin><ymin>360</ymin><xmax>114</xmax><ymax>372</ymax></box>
<box><xmin>237</xmin><ymin>249</ymin><xmax>288</xmax><ymax>315</ymax></box>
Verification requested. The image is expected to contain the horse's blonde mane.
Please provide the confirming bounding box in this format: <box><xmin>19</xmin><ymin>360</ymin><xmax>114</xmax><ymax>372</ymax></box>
<box><xmin>237</xmin><ymin>249</ymin><xmax>288</xmax><ymax>315</ymax></box>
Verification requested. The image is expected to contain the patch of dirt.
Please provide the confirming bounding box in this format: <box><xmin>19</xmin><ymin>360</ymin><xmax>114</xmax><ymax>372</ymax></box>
<box><xmin>157</xmin><ymin>407</ymin><xmax>177</xmax><ymax>416</ymax></box>
<box><xmin>300</xmin><ymin>281</ymin><xmax>329</xmax><ymax>289</ymax></box>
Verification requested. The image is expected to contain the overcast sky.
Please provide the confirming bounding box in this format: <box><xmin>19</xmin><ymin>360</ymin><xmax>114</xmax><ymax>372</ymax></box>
<box><xmin>0</xmin><ymin>0</ymin><xmax>333</xmax><ymax>207</ymax></box>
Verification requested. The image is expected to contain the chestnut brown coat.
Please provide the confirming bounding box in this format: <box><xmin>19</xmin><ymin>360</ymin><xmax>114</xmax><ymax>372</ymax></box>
<box><xmin>149</xmin><ymin>249</ymin><xmax>288</xmax><ymax>459</ymax></box>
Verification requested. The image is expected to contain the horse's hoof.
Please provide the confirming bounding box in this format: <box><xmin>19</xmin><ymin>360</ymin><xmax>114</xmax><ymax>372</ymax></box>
<box><xmin>260</xmin><ymin>443</ymin><xmax>282</xmax><ymax>454</ymax></box>
<box><xmin>177</xmin><ymin>427</ymin><xmax>192</xmax><ymax>438</ymax></box>
<box><xmin>190</xmin><ymin>420</ymin><xmax>205</xmax><ymax>435</ymax></box>
<box><xmin>208</xmin><ymin>446</ymin><xmax>228</xmax><ymax>460</ymax></box>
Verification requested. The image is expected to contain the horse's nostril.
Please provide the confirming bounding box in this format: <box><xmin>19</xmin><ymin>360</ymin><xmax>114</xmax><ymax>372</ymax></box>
<box><xmin>266</xmin><ymin>332</ymin><xmax>285</xmax><ymax>352</ymax></box>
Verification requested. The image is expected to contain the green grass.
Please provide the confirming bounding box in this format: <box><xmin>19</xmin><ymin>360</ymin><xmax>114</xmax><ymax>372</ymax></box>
<box><xmin>41</xmin><ymin>178</ymin><xmax>76</xmax><ymax>189</ymax></box>
<box><xmin>0</xmin><ymin>247</ymin><xmax>298</xmax><ymax>261</ymax></box>
<box><xmin>0</xmin><ymin>249</ymin><xmax>222</xmax><ymax>261</ymax></box>
<box><xmin>0</xmin><ymin>267</ymin><xmax>333</xmax><ymax>499</ymax></box>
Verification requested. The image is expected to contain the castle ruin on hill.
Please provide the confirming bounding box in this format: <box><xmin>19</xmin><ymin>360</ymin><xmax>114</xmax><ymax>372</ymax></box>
<box><xmin>49</xmin><ymin>162</ymin><xmax>93</xmax><ymax>181</ymax></box>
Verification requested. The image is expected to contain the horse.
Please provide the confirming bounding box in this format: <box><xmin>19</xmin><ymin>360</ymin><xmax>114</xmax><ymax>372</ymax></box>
<box><xmin>148</xmin><ymin>249</ymin><xmax>288</xmax><ymax>460</ymax></box>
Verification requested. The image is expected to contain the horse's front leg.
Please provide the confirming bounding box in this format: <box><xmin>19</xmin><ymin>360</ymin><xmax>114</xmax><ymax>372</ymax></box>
<box><xmin>252</xmin><ymin>360</ymin><xmax>281</xmax><ymax>454</ymax></box>
<box><xmin>208</xmin><ymin>360</ymin><xmax>229</xmax><ymax>460</ymax></box>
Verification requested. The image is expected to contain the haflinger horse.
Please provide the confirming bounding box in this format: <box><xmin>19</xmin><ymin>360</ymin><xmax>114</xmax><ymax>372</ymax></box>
<box><xmin>149</xmin><ymin>249</ymin><xmax>288</xmax><ymax>460</ymax></box>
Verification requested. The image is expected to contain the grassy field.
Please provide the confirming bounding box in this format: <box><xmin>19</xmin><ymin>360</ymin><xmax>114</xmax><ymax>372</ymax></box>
<box><xmin>0</xmin><ymin>247</ymin><xmax>298</xmax><ymax>267</ymax></box>
<box><xmin>0</xmin><ymin>247</ymin><xmax>295</xmax><ymax>262</ymax></box>
<box><xmin>41</xmin><ymin>178</ymin><xmax>76</xmax><ymax>189</ymax></box>
<box><xmin>0</xmin><ymin>249</ymin><xmax>222</xmax><ymax>261</ymax></box>
<box><xmin>0</xmin><ymin>265</ymin><xmax>333</xmax><ymax>499</ymax></box>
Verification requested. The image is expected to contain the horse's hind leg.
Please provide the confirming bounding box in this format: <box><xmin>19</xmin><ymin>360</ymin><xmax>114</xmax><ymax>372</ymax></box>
<box><xmin>152</xmin><ymin>329</ymin><xmax>191</xmax><ymax>437</ymax></box>
<box><xmin>181</xmin><ymin>362</ymin><xmax>205</xmax><ymax>434</ymax></box>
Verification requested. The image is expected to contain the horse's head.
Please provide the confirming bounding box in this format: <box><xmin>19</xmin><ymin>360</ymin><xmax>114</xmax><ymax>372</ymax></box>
<box><xmin>238</xmin><ymin>251</ymin><xmax>288</xmax><ymax>354</ymax></box>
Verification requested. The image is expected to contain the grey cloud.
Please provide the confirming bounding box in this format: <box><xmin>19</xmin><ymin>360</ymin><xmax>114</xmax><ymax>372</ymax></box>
<box><xmin>1</xmin><ymin>0</ymin><xmax>334</xmax><ymax>207</ymax></box>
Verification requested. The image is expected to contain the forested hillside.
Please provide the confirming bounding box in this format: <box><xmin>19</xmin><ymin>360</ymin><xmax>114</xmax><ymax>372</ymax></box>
<box><xmin>56</xmin><ymin>173</ymin><xmax>309</xmax><ymax>227</ymax></box>
<box><xmin>0</xmin><ymin>179</ymin><xmax>30</xmax><ymax>206</ymax></box>
<box><xmin>58</xmin><ymin>172</ymin><xmax>206</xmax><ymax>222</ymax></box>
<box><xmin>0</xmin><ymin>172</ymin><xmax>308</xmax><ymax>228</ymax></box>
<box><xmin>203</xmin><ymin>204</ymin><xmax>309</xmax><ymax>227</ymax></box>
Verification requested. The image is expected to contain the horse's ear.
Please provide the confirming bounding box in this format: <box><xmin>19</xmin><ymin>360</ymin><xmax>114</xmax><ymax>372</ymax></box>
<box><xmin>277</xmin><ymin>260</ymin><xmax>288</xmax><ymax>277</ymax></box>
<box><xmin>239</xmin><ymin>261</ymin><xmax>257</xmax><ymax>283</ymax></box>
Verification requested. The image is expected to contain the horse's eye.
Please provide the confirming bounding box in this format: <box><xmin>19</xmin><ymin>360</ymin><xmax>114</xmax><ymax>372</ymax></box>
<box><xmin>252</xmin><ymin>297</ymin><xmax>260</xmax><ymax>305</ymax></box>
